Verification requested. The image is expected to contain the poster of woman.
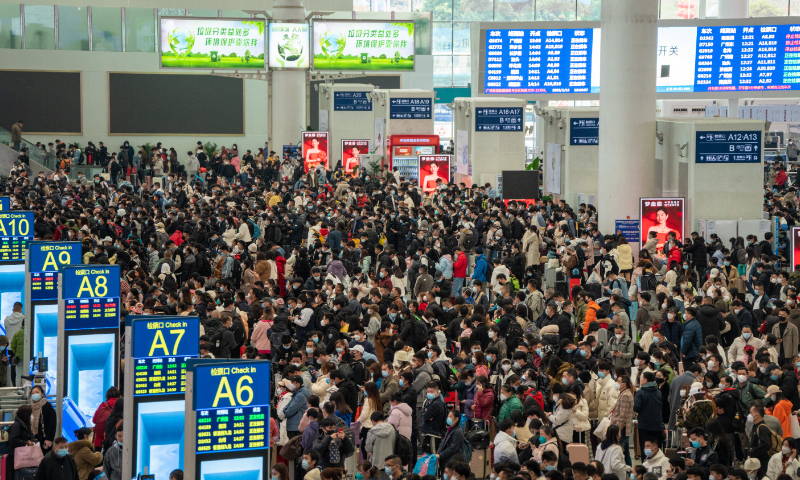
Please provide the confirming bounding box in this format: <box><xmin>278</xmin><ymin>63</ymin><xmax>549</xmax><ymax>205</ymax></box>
<box><xmin>419</xmin><ymin>155</ymin><xmax>450</xmax><ymax>193</ymax></box>
<box><xmin>639</xmin><ymin>197</ymin><xmax>684</xmax><ymax>250</ymax></box>
<box><xmin>341</xmin><ymin>140</ymin><xmax>370</xmax><ymax>174</ymax></box>
<box><xmin>302</xmin><ymin>132</ymin><xmax>329</xmax><ymax>173</ymax></box>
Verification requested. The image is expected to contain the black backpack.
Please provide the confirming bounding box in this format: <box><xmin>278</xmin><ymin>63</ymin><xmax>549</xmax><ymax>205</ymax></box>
<box><xmin>197</xmin><ymin>254</ymin><xmax>212</xmax><ymax>277</ymax></box>
<box><xmin>411</xmin><ymin>318</ymin><xmax>427</xmax><ymax>349</ymax></box>
<box><xmin>207</xmin><ymin>327</ymin><xmax>224</xmax><ymax>357</ymax></box>
<box><xmin>464</xmin><ymin>233</ymin><xmax>477</xmax><ymax>251</ymax></box>
<box><xmin>505</xmin><ymin>316</ymin><xmax>524</xmax><ymax>340</ymax></box>
<box><xmin>338</xmin><ymin>362</ymin><xmax>356</xmax><ymax>382</ymax></box>
<box><xmin>230</xmin><ymin>255</ymin><xmax>242</xmax><ymax>287</ymax></box>
<box><xmin>391</xmin><ymin>425</ymin><xmax>413</xmax><ymax>466</ymax></box>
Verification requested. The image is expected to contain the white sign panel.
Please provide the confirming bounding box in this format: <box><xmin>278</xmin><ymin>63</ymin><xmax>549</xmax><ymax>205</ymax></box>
<box><xmin>456</xmin><ymin>129</ymin><xmax>469</xmax><ymax>176</ymax></box>
<box><xmin>268</xmin><ymin>23</ymin><xmax>310</xmax><ymax>69</ymax></box>
<box><xmin>545</xmin><ymin>143</ymin><xmax>561</xmax><ymax>194</ymax></box>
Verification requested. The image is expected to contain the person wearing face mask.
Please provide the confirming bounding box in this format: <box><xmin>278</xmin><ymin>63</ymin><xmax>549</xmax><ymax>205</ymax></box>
<box><xmin>67</xmin><ymin>427</ymin><xmax>102</xmax><ymax>480</ymax></box>
<box><xmin>772</xmin><ymin>307</ymin><xmax>799</xmax><ymax>367</ymax></box>
<box><xmin>493</xmin><ymin>418</ymin><xmax>520</xmax><ymax>465</ymax></box>
<box><xmin>35</xmin><ymin>436</ymin><xmax>79</xmax><ymax>480</ymax></box>
<box><xmin>728</xmin><ymin>326</ymin><xmax>762</xmax><ymax>364</ymax></box>
<box><xmin>683</xmin><ymin>428</ymin><xmax>719</xmax><ymax>476</ymax></box>
<box><xmin>29</xmin><ymin>384</ymin><xmax>56</xmax><ymax>453</ymax></box>
<box><xmin>766</xmin><ymin>437</ymin><xmax>800</xmax><ymax>480</ymax></box>
<box><xmin>609</xmin><ymin>324</ymin><xmax>634</xmax><ymax>371</ymax></box>
<box><xmin>301</xmin><ymin>452</ymin><xmax>322</xmax><ymax>480</ymax></box>
<box><xmin>749</xmin><ymin>405</ymin><xmax>775</xmax><ymax>478</ymax></box>
<box><xmin>531</xmin><ymin>424</ymin><xmax>560</xmax><ymax>464</ymax></box>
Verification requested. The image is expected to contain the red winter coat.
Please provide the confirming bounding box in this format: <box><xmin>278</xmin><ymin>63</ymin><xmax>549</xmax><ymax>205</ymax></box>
<box><xmin>668</xmin><ymin>247</ymin><xmax>682</xmax><ymax>266</ymax></box>
<box><xmin>276</xmin><ymin>255</ymin><xmax>287</xmax><ymax>297</ymax></box>
<box><xmin>453</xmin><ymin>252</ymin><xmax>468</xmax><ymax>279</ymax></box>
<box><xmin>474</xmin><ymin>386</ymin><xmax>495</xmax><ymax>420</ymax></box>
<box><xmin>777</xmin><ymin>170</ymin><xmax>788</xmax><ymax>187</ymax></box>
<box><xmin>91</xmin><ymin>397</ymin><xmax>117</xmax><ymax>448</ymax></box>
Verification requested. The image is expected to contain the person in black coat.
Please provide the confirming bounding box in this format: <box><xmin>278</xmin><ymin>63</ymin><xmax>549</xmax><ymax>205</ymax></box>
<box><xmin>778</xmin><ymin>368</ymin><xmax>800</xmax><ymax>410</ymax></box>
<box><xmin>7</xmin><ymin>405</ymin><xmax>33</xmax><ymax>476</ymax></box>
<box><xmin>35</xmin><ymin>437</ymin><xmax>79</xmax><ymax>480</ymax></box>
<box><xmin>683</xmin><ymin>233</ymin><xmax>708</xmax><ymax>277</ymax></box>
<box><xmin>30</xmin><ymin>385</ymin><xmax>56</xmax><ymax>454</ymax></box>
<box><xmin>331</xmin><ymin>371</ymin><xmax>358</xmax><ymax>416</ymax></box>
<box><xmin>436</xmin><ymin>410</ymin><xmax>465</xmax><ymax>462</ymax></box>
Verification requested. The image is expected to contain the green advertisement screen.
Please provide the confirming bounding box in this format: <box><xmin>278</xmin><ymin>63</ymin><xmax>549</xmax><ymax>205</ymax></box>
<box><xmin>159</xmin><ymin>17</ymin><xmax>266</xmax><ymax>70</ymax></box>
<box><xmin>312</xmin><ymin>21</ymin><xmax>415</xmax><ymax>71</ymax></box>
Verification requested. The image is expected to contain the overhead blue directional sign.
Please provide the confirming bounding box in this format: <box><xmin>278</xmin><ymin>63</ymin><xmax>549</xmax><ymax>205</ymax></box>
<box><xmin>30</xmin><ymin>242</ymin><xmax>81</xmax><ymax>301</ymax></box>
<box><xmin>0</xmin><ymin>197</ymin><xmax>9</xmax><ymax>211</ymax></box>
<box><xmin>389</xmin><ymin>98</ymin><xmax>432</xmax><ymax>119</ymax></box>
<box><xmin>696</xmin><ymin>131</ymin><xmax>762</xmax><ymax>163</ymax></box>
<box><xmin>333</xmin><ymin>92</ymin><xmax>373</xmax><ymax>111</ymax></box>
<box><xmin>475</xmin><ymin>108</ymin><xmax>523</xmax><ymax>132</ymax></box>
<box><xmin>570</xmin><ymin>118</ymin><xmax>600</xmax><ymax>145</ymax></box>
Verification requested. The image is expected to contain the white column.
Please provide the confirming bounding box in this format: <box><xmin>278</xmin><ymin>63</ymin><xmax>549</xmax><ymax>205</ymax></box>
<box><xmin>718</xmin><ymin>0</ymin><xmax>749</xmax><ymax>19</ymax></box>
<box><xmin>598</xmin><ymin>0</ymin><xmax>659</xmax><ymax>234</ymax></box>
<box><xmin>729</xmin><ymin>98</ymin><xmax>740</xmax><ymax>118</ymax></box>
<box><xmin>271</xmin><ymin>0</ymin><xmax>307</xmax><ymax>151</ymax></box>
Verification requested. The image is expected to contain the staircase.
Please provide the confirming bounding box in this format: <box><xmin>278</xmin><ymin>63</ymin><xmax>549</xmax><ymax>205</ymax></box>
<box><xmin>0</xmin><ymin>127</ymin><xmax>55</xmax><ymax>177</ymax></box>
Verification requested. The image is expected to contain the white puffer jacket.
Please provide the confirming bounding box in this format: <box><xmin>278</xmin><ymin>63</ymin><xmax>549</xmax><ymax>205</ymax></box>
<box><xmin>596</xmin><ymin>374</ymin><xmax>619</xmax><ymax>419</ymax></box>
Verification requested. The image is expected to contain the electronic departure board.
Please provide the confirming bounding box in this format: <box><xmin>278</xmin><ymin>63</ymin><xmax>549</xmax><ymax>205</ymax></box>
<box><xmin>62</xmin><ymin>266</ymin><xmax>120</xmax><ymax>330</ymax></box>
<box><xmin>132</xmin><ymin>317</ymin><xmax>199</xmax><ymax>396</ymax></box>
<box><xmin>0</xmin><ymin>211</ymin><xmax>33</xmax><ymax>262</ymax></box>
<box><xmin>696</xmin><ymin>131</ymin><xmax>762</xmax><ymax>163</ymax></box>
<box><xmin>389</xmin><ymin>98</ymin><xmax>432</xmax><ymax>119</ymax></box>
<box><xmin>0</xmin><ymin>197</ymin><xmax>9</xmax><ymax>211</ymax></box>
<box><xmin>485</xmin><ymin>28</ymin><xmax>596</xmax><ymax>94</ymax></box>
<box><xmin>483</xmin><ymin>22</ymin><xmax>800</xmax><ymax>95</ymax></box>
<box><xmin>193</xmin><ymin>362</ymin><xmax>270</xmax><ymax>454</ymax></box>
<box><xmin>29</xmin><ymin>242</ymin><xmax>81</xmax><ymax>302</ymax></box>
<box><xmin>333</xmin><ymin>92</ymin><xmax>373</xmax><ymax>111</ymax></box>
<box><xmin>475</xmin><ymin>108</ymin><xmax>523</xmax><ymax>131</ymax></box>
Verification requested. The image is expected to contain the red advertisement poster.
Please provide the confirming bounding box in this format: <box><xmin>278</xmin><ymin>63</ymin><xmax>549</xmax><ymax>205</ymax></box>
<box><xmin>503</xmin><ymin>199</ymin><xmax>537</xmax><ymax>208</ymax></box>
<box><xmin>341</xmin><ymin>140</ymin><xmax>370</xmax><ymax>174</ymax></box>
<box><xmin>302</xmin><ymin>132</ymin><xmax>329</xmax><ymax>173</ymax></box>
<box><xmin>792</xmin><ymin>227</ymin><xmax>800</xmax><ymax>270</ymax></box>
<box><xmin>639</xmin><ymin>197</ymin><xmax>685</xmax><ymax>251</ymax></box>
<box><xmin>419</xmin><ymin>155</ymin><xmax>451</xmax><ymax>193</ymax></box>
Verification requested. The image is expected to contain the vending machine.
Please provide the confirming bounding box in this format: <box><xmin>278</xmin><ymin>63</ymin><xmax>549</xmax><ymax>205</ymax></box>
<box><xmin>387</xmin><ymin>135</ymin><xmax>440</xmax><ymax>182</ymax></box>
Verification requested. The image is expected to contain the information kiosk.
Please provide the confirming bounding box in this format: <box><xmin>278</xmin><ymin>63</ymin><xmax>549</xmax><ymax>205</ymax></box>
<box><xmin>184</xmin><ymin>359</ymin><xmax>270</xmax><ymax>480</ymax></box>
<box><xmin>24</xmin><ymin>241</ymin><xmax>81</xmax><ymax>395</ymax></box>
<box><xmin>123</xmin><ymin>315</ymin><xmax>200</xmax><ymax>480</ymax></box>
<box><xmin>0</xmin><ymin>211</ymin><xmax>34</xmax><ymax>336</ymax></box>
<box><xmin>57</xmin><ymin>265</ymin><xmax>121</xmax><ymax>440</ymax></box>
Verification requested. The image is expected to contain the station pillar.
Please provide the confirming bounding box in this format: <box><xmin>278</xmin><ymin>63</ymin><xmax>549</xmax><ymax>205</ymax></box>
<box><xmin>271</xmin><ymin>0</ymin><xmax>307</xmax><ymax>152</ymax></box>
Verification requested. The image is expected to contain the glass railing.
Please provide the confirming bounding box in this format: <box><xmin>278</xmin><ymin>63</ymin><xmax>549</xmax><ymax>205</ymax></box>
<box><xmin>0</xmin><ymin>126</ymin><xmax>58</xmax><ymax>171</ymax></box>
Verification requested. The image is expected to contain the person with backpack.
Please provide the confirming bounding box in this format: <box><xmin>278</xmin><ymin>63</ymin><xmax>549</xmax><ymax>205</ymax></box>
<box><xmin>364</xmin><ymin>412</ymin><xmax>396</xmax><ymax>466</ymax></box>
<box><xmin>436</xmin><ymin>410</ymin><xmax>466</xmax><ymax>463</ymax></box>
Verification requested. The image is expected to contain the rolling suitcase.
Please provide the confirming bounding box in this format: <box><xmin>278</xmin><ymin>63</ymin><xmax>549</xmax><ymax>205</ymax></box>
<box><xmin>545</xmin><ymin>267</ymin><xmax>556</xmax><ymax>289</ymax></box>
<box><xmin>555</xmin><ymin>272</ymin><xmax>570</xmax><ymax>299</ymax></box>
<box><xmin>566</xmin><ymin>443</ymin><xmax>590</xmax><ymax>465</ymax></box>
<box><xmin>14</xmin><ymin>467</ymin><xmax>36</xmax><ymax>480</ymax></box>
<box><xmin>469</xmin><ymin>449</ymin><xmax>491</xmax><ymax>479</ymax></box>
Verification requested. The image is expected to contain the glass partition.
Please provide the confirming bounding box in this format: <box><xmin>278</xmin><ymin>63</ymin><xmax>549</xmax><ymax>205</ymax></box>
<box><xmin>124</xmin><ymin>7</ymin><xmax>154</xmax><ymax>52</ymax></box>
<box><xmin>536</xmin><ymin>0</ymin><xmax>577</xmax><ymax>21</ymax></box>
<box><xmin>58</xmin><ymin>6</ymin><xmax>89</xmax><ymax>51</ymax></box>
<box><xmin>494</xmin><ymin>0</ymin><xmax>536</xmax><ymax>22</ymax></box>
<box><xmin>433</xmin><ymin>22</ymin><xmax>452</xmax><ymax>54</ymax></box>
<box><xmin>452</xmin><ymin>54</ymin><xmax>470</xmax><ymax>86</ymax></box>
<box><xmin>0</xmin><ymin>4</ymin><xmax>22</xmax><ymax>49</ymax></box>
<box><xmin>92</xmin><ymin>6</ymin><xmax>122</xmax><ymax>51</ymax></box>
<box><xmin>434</xmin><ymin>55</ymin><xmax>452</xmax><ymax>86</ymax></box>
<box><xmin>750</xmin><ymin>0</ymin><xmax>789</xmax><ymax>17</ymax></box>
<box><xmin>188</xmin><ymin>9</ymin><xmax>218</xmax><ymax>17</ymax></box>
<box><xmin>24</xmin><ymin>4</ymin><xmax>55</xmax><ymax>49</ymax></box>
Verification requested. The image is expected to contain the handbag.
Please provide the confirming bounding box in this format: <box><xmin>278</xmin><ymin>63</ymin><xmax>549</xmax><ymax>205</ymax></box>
<box><xmin>14</xmin><ymin>445</ymin><xmax>43</xmax><ymax>469</ymax></box>
<box><xmin>279</xmin><ymin>435</ymin><xmax>303</xmax><ymax>460</ymax></box>
<box><xmin>791</xmin><ymin>413</ymin><xmax>800</xmax><ymax>439</ymax></box>
<box><xmin>593</xmin><ymin>417</ymin><xmax>611</xmax><ymax>441</ymax></box>
<box><xmin>413</xmin><ymin>453</ymin><xmax>438</xmax><ymax>476</ymax></box>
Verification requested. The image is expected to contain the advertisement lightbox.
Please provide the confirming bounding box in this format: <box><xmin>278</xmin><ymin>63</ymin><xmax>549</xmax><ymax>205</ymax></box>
<box><xmin>302</xmin><ymin>132</ymin><xmax>329</xmax><ymax>173</ymax></box>
<box><xmin>639</xmin><ymin>197</ymin><xmax>685</xmax><ymax>252</ymax></box>
<box><xmin>269</xmin><ymin>23</ymin><xmax>310</xmax><ymax>69</ymax></box>
<box><xmin>419</xmin><ymin>155</ymin><xmax>451</xmax><ymax>193</ymax></box>
<box><xmin>312</xmin><ymin>21</ymin><xmax>415</xmax><ymax>71</ymax></box>
<box><xmin>342</xmin><ymin>140</ymin><xmax>370</xmax><ymax>174</ymax></box>
<box><xmin>159</xmin><ymin>17</ymin><xmax>266</xmax><ymax>69</ymax></box>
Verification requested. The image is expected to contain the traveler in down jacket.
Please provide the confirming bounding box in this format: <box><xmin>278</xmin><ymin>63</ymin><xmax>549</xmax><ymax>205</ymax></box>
<box><xmin>633</xmin><ymin>372</ymin><xmax>663</xmax><ymax>455</ymax></box>
<box><xmin>494</xmin><ymin>419</ymin><xmax>519</xmax><ymax>465</ymax></box>
<box><xmin>436</xmin><ymin>410</ymin><xmax>465</xmax><ymax>462</ymax></box>
<box><xmin>364</xmin><ymin>413</ymin><xmax>396</xmax><ymax>466</ymax></box>
<box><xmin>280</xmin><ymin>376</ymin><xmax>309</xmax><ymax>433</ymax></box>
<box><xmin>386</xmin><ymin>394</ymin><xmax>413</xmax><ymax>439</ymax></box>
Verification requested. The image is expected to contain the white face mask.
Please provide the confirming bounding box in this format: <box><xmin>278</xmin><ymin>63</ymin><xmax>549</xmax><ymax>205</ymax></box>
<box><xmin>708</xmin><ymin>360</ymin><xmax>716</xmax><ymax>368</ymax></box>
<box><xmin>667</xmin><ymin>313</ymin><xmax>674</xmax><ymax>320</ymax></box>
<box><xmin>680</xmin><ymin>390</ymin><xmax>686</xmax><ymax>397</ymax></box>
<box><xmin>615</xmin><ymin>334</ymin><xmax>623</xmax><ymax>340</ymax></box>
<box><xmin>488</xmin><ymin>331</ymin><xmax>495</xmax><ymax>339</ymax></box>
<box><xmin>634</xmin><ymin>359</ymin><xmax>642</xmax><ymax>366</ymax></box>
<box><xmin>502</xmin><ymin>364</ymin><xmax>511</xmax><ymax>372</ymax></box>
<box><xmin>738</xmin><ymin>374</ymin><xmax>748</xmax><ymax>384</ymax></box>
<box><xmin>614</xmin><ymin>383</ymin><xmax>621</xmax><ymax>391</ymax></box>
<box><xmin>783</xmin><ymin>446</ymin><xmax>792</xmax><ymax>455</ymax></box>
